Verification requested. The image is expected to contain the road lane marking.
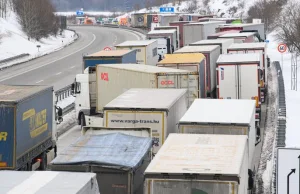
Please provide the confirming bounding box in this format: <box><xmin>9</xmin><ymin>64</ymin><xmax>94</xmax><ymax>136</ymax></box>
<box><xmin>56</xmin><ymin>72</ymin><xmax>62</xmax><ymax>75</ymax></box>
<box><xmin>0</xmin><ymin>34</ymin><xmax>97</xmax><ymax>82</ymax></box>
<box><xmin>35</xmin><ymin>80</ymin><xmax>44</xmax><ymax>83</ymax></box>
<box><xmin>70</xmin><ymin>66</ymin><xmax>75</xmax><ymax>69</ymax></box>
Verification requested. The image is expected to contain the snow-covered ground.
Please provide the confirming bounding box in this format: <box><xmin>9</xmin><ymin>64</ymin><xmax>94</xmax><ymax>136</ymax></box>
<box><xmin>267</xmin><ymin>32</ymin><xmax>300</xmax><ymax>147</ymax></box>
<box><xmin>0</xmin><ymin>10</ymin><xmax>77</xmax><ymax>68</ymax></box>
<box><xmin>118</xmin><ymin>0</ymin><xmax>256</xmax><ymax>19</ymax></box>
<box><xmin>57</xmin><ymin>96</ymin><xmax>75</xmax><ymax>109</ymax></box>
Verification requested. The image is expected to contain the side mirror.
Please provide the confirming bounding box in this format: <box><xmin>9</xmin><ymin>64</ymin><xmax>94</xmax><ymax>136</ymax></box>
<box><xmin>255</xmin><ymin>126</ymin><xmax>261</xmax><ymax>146</ymax></box>
<box><xmin>71</xmin><ymin>83</ymin><xmax>75</xmax><ymax>94</ymax></box>
<box><xmin>248</xmin><ymin>169</ymin><xmax>254</xmax><ymax>190</ymax></box>
<box><xmin>56</xmin><ymin>106</ymin><xmax>63</xmax><ymax>124</ymax></box>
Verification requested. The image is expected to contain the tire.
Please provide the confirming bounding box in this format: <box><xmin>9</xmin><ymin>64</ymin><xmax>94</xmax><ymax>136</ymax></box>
<box><xmin>39</xmin><ymin>152</ymin><xmax>47</xmax><ymax>171</ymax></box>
<box><xmin>80</xmin><ymin>114</ymin><xmax>85</xmax><ymax>130</ymax></box>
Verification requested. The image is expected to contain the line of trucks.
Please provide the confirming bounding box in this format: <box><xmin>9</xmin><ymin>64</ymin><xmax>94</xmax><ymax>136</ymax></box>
<box><xmin>0</xmin><ymin>19</ymin><xmax>269</xmax><ymax>194</ymax></box>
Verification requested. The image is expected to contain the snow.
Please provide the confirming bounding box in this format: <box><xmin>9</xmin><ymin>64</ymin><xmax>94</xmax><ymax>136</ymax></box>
<box><xmin>0</xmin><ymin>10</ymin><xmax>77</xmax><ymax>67</ymax></box>
<box><xmin>57</xmin><ymin>110</ymin><xmax>77</xmax><ymax>137</ymax></box>
<box><xmin>117</xmin><ymin>0</ymin><xmax>256</xmax><ymax>19</ymax></box>
<box><xmin>57</xmin><ymin>96</ymin><xmax>75</xmax><ymax>109</ymax></box>
<box><xmin>266</xmin><ymin>31</ymin><xmax>300</xmax><ymax>147</ymax></box>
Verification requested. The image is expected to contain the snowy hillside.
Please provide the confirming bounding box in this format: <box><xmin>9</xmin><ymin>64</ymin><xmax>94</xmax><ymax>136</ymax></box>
<box><xmin>0</xmin><ymin>10</ymin><xmax>76</xmax><ymax>67</ymax></box>
<box><xmin>119</xmin><ymin>0</ymin><xmax>256</xmax><ymax>19</ymax></box>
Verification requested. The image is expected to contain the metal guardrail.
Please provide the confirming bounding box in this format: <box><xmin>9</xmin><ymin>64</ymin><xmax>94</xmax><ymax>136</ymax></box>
<box><xmin>0</xmin><ymin>53</ymin><xmax>30</xmax><ymax>68</ymax></box>
<box><xmin>271</xmin><ymin>61</ymin><xmax>286</xmax><ymax>194</ymax></box>
<box><xmin>55</xmin><ymin>84</ymin><xmax>77</xmax><ymax>116</ymax></box>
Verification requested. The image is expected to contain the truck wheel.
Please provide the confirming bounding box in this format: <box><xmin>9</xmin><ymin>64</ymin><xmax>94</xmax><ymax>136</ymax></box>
<box><xmin>27</xmin><ymin>162</ymin><xmax>32</xmax><ymax>171</ymax></box>
<box><xmin>39</xmin><ymin>152</ymin><xmax>47</xmax><ymax>171</ymax></box>
<box><xmin>80</xmin><ymin>114</ymin><xmax>86</xmax><ymax>129</ymax></box>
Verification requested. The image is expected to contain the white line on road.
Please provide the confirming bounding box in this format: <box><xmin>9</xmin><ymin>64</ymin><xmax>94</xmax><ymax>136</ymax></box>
<box><xmin>56</xmin><ymin>72</ymin><xmax>62</xmax><ymax>75</ymax></box>
<box><xmin>0</xmin><ymin>34</ymin><xmax>97</xmax><ymax>82</ymax></box>
<box><xmin>70</xmin><ymin>66</ymin><xmax>75</xmax><ymax>69</ymax></box>
<box><xmin>36</xmin><ymin>80</ymin><xmax>44</xmax><ymax>83</ymax></box>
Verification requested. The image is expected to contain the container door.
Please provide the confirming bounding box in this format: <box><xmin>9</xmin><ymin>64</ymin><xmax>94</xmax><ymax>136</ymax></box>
<box><xmin>239</xmin><ymin>64</ymin><xmax>260</xmax><ymax>101</ymax></box>
<box><xmin>178</xmin><ymin>74</ymin><xmax>199</xmax><ymax>106</ymax></box>
<box><xmin>0</xmin><ymin>106</ymin><xmax>15</xmax><ymax>169</ymax></box>
<box><xmin>157</xmin><ymin>74</ymin><xmax>178</xmax><ymax>89</ymax></box>
<box><xmin>217</xmin><ymin>65</ymin><xmax>238</xmax><ymax>99</ymax></box>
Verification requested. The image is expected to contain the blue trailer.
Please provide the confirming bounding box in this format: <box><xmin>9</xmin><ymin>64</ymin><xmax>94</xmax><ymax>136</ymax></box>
<box><xmin>82</xmin><ymin>49</ymin><xmax>137</xmax><ymax>71</ymax></box>
<box><xmin>0</xmin><ymin>85</ymin><xmax>57</xmax><ymax>171</ymax></box>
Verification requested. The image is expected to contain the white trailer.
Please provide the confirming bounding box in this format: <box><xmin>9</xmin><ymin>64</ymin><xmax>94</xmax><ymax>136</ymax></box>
<box><xmin>144</xmin><ymin>134</ymin><xmax>250</xmax><ymax>194</ymax></box>
<box><xmin>227</xmin><ymin>43</ymin><xmax>268</xmax><ymax>103</ymax></box>
<box><xmin>154</xmin><ymin>26</ymin><xmax>180</xmax><ymax>48</ymax></box>
<box><xmin>115</xmin><ymin>40</ymin><xmax>158</xmax><ymax>65</ymax></box>
<box><xmin>0</xmin><ymin>171</ymin><xmax>100</xmax><ymax>194</ymax></box>
<box><xmin>103</xmin><ymin>88</ymin><xmax>188</xmax><ymax>154</ymax></box>
<box><xmin>178</xmin><ymin>98</ymin><xmax>257</xmax><ymax>169</ymax></box>
<box><xmin>218</xmin><ymin>32</ymin><xmax>259</xmax><ymax>43</ymax></box>
<box><xmin>96</xmin><ymin>63</ymin><xmax>200</xmax><ymax>111</ymax></box>
<box><xmin>147</xmin><ymin>30</ymin><xmax>177</xmax><ymax>51</ymax></box>
<box><xmin>189</xmin><ymin>38</ymin><xmax>234</xmax><ymax>54</ymax></box>
<box><xmin>174</xmin><ymin>45</ymin><xmax>220</xmax><ymax>98</ymax></box>
<box><xmin>183</xmin><ymin>21</ymin><xmax>226</xmax><ymax>46</ymax></box>
<box><xmin>216</xmin><ymin>53</ymin><xmax>262</xmax><ymax>124</ymax></box>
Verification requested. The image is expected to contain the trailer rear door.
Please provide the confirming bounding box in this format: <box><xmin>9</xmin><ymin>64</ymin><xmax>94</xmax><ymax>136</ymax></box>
<box><xmin>217</xmin><ymin>65</ymin><xmax>237</xmax><ymax>99</ymax></box>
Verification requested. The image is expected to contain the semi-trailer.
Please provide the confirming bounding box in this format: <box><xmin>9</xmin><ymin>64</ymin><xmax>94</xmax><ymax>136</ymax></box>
<box><xmin>144</xmin><ymin>133</ymin><xmax>251</xmax><ymax>194</ymax></box>
<box><xmin>189</xmin><ymin>38</ymin><xmax>234</xmax><ymax>54</ymax></box>
<box><xmin>103</xmin><ymin>88</ymin><xmax>188</xmax><ymax>155</ymax></box>
<box><xmin>0</xmin><ymin>85</ymin><xmax>61</xmax><ymax>171</ymax></box>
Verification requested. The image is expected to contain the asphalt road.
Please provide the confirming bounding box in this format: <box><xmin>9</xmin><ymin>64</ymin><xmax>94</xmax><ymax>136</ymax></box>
<box><xmin>0</xmin><ymin>26</ymin><xmax>143</xmax><ymax>90</ymax></box>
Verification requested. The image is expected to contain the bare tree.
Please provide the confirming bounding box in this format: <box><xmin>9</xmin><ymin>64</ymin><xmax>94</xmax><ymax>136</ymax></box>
<box><xmin>183</xmin><ymin>0</ymin><xmax>198</xmax><ymax>13</ymax></box>
<box><xmin>133</xmin><ymin>3</ymin><xmax>140</xmax><ymax>11</ymax></box>
<box><xmin>276</xmin><ymin>0</ymin><xmax>300</xmax><ymax>54</ymax></box>
<box><xmin>0</xmin><ymin>0</ymin><xmax>9</xmax><ymax>18</ymax></box>
<box><xmin>145</xmin><ymin>0</ymin><xmax>152</xmax><ymax>10</ymax></box>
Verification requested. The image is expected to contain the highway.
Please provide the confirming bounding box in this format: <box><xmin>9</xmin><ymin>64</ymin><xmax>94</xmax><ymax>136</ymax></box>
<box><xmin>0</xmin><ymin>26</ymin><xmax>143</xmax><ymax>90</ymax></box>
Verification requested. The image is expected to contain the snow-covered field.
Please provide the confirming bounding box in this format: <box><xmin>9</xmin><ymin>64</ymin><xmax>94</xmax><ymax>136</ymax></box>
<box><xmin>57</xmin><ymin>96</ymin><xmax>75</xmax><ymax>109</ymax></box>
<box><xmin>267</xmin><ymin>32</ymin><xmax>300</xmax><ymax>148</ymax></box>
<box><xmin>0</xmin><ymin>10</ymin><xmax>77</xmax><ymax>68</ymax></box>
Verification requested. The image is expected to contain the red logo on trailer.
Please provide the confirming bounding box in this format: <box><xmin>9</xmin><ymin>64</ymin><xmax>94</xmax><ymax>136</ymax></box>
<box><xmin>152</xmin><ymin>15</ymin><xmax>159</xmax><ymax>23</ymax></box>
<box><xmin>161</xmin><ymin>80</ymin><xmax>174</xmax><ymax>85</ymax></box>
<box><xmin>101</xmin><ymin>73</ymin><xmax>109</xmax><ymax>81</ymax></box>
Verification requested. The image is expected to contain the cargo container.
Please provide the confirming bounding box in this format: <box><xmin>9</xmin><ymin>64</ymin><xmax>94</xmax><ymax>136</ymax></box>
<box><xmin>82</xmin><ymin>50</ymin><xmax>137</xmax><ymax>71</ymax></box>
<box><xmin>156</xmin><ymin>53</ymin><xmax>206</xmax><ymax>97</ymax></box>
<box><xmin>50</xmin><ymin>133</ymin><xmax>152</xmax><ymax>194</ymax></box>
<box><xmin>174</xmin><ymin>45</ymin><xmax>220</xmax><ymax>97</ymax></box>
<box><xmin>209</xmin><ymin>17</ymin><xmax>242</xmax><ymax>24</ymax></box>
<box><xmin>115</xmin><ymin>40</ymin><xmax>158</xmax><ymax>65</ymax></box>
<box><xmin>82</xmin><ymin>127</ymin><xmax>152</xmax><ymax>138</ymax></box>
<box><xmin>183</xmin><ymin>21</ymin><xmax>226</xmax><ymax>46</ymax></box>
<box><xmin>0</xmin><ymin>171</ymin><xmax>100</xmax><ymax>194</ymax></box>
<box><xmin>207</xmin><ymin>30</ymin><xmax>240</xmax><ymax>39</ymax></box>
<box><xmin>103</xmin><ymin>88</ymin><xmax>188</xmax><ymax>154</ymax></box>
<box><xmin>190</xmin><ymin>38</ymin><xmax>234</xmax><ymax>54</ymax></box>
<box><xmin>182</xmin><ymin>14</ymin><xmax>216</xmax><ymax>21</ymax></box>
<box><xmin>144</xmin><ymin>134</ymin><xmax>250</xmax><ymax>194</ymax></box>
<box><xmin>227</xmin><ymin>43</ymin><xmax>268</xmax><ymax>102</ymax></box>
<box><xmin>0</xmin><ymin>85</ymin><xmax>58</xmax><ymax>171</ymax></box>
<box><xmin>154</xmin><ymin>26</ymin><xmax>180</xmax><ymax>48</ymax></box>
<box><xmin>158</xmin><ymin>14</ymin><xmax>178</xmax><ymax>26</ymax></box>
<box><xmin>147</xmin><ymin>30</ymin><xmax>177</xmax><ymax>51</ymax></box>
<box><xmin>217</xmin><ymin>23</ymin><xmax>265</xmax><ymax>40</ymax></box>
<box><xmin>216</xmin><ymin>53</ymin><xmax>262</xmax><ymax>124</ymax></box>
<box><xmin>170</xmin><ymin>21</ymin><xmax>193</xmax><ymax>47</ymax></box>
<box><xmin>96</xmin><ymin>63</ymin><xmax>199</xmax><ymax>111</ymax></box>
<box><xmin>130</xmin><ymin>13</ymin><xmax>147</xmax><ymax>28</ymax></box>
<box><xmin>178</xmin><ymin>99</ymin><xmax>258</xmax><ymax>169</ymax></box>
<box><xmin>218</xmin><ymin>32</ymin><xmax>259</xmax><ymax>43</ymax></box>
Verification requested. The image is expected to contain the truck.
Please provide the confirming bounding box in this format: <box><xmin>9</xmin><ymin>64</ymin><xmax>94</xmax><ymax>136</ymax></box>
<box><xmin>82</xmin><ymin>126</ymin><xmax>152</xmax><ymax>138</ymax></box>
<box><xmin>170</xmin><ymin>21</ymin><xmax>194</xmax><ymax>48</ymax></box>
<box><xmin>49</xmin><ymin>132</ymin><xmax>152</xmax><ymax>194</ymax></box>
<box><xmin>227</xmin><ymin>43</ymin><xmax>269</xmax><ymax>103</ymax></box>
<box><xmin>216</xmin><ymin>23</ymin><xmax>265</xmax><ymax>41</ymax></box>
<box><xmin>207</xmin><ymin>30</ymin><xmax>240</xmax><ymax>39</ymax></box>
<box><xmin>183</xmin><ymin>21</ymin><xmax>226</xmax><ymax>46</ymax></box>
<box><xmin>216</xmin><ymin>53</ymin><xmax>262</xmax><ymax>124</ymax></box>
<box><xmin>154</xmin><ymin>26</ymin><xmax>180</xmax><ymax>48</ymax></box>
<box><xmin>148</xmin><ymin>36</ymin><xmax>172</xmax><ymax>59</ymax></box>
<box><xmin>115</xmin><ymin>40</ymin><xmax>158</xmax><ymax>65</ymax></box>
<box><xmin>144</xmin><ymin>133</ymin><xmax>252</xmax><ymax>194</ymax></box>
<box><xmin>0</xmin><ymin>85</ymin><xmax>61</xmax><ymax>171</ymax></box>
<box><xmin>189</xmin><ymin>38</ymin><xmax>234</xmax><ymax>54</ymax></box>
<box><xmin>103</xmin><ymin>88</ymin><xmax>188</xmax><ymax>154</ymax></box>
<box><xmin>178</xmin><ymin>98</ymin><xmax>259</xmax><ymax>170</ymax></box>
<box><xmin>218</xmin><ymin>32</ymin><xmax>260</xmax><ymax>43</ymax></box>
<box><xmin>147</xmin><ymin>30</ymin><xmax>177</xmax><ymax>51</ymax></box>
<box><xmin>174</xmin><ymin>45</ymin><xmax>221</xmax><ymax>98</ymax></box>
<box><xmin>0</xmin><ymin>171</ymin><xmax>100</xmax><ymax>194</ymax></box>
<box><xmin>156</xmin><ymin>53</ymin><xmax>206</xmax><ymax>98</ymax></box>
<box><xmin>82</xmin><ymin>50</ymin><xmax>137</xmax><ymax>71</ymax></box>
<box><xmin>130</xmin><ymin>13</ymin><xmax>147</xmax><ymax>28</ymax></box>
